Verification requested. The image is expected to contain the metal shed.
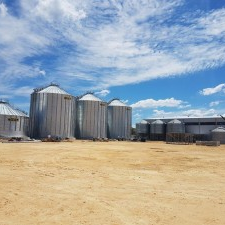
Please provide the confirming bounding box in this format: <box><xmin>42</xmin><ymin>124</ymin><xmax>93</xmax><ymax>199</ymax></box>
<box><xmin>0</xmin><ymin>100</ymin><xmax>29</xmax><ymax>138</ymax></box>
<box><xmin>29</xmin><ymin>84</ymin><xmax>76</xmax><ymax>139</ymax></box>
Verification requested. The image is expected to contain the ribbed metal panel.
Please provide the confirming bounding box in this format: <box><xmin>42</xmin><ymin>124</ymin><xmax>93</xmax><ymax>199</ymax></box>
<box><xmin>167</xmin><ymin>119</ymin><xmax>185</xmax><ymax>134</ymax></box>
<box><xmin>211</xmin><ymin>127</ymin><xmax>225</xmax><ymax>144</ymax></box>
<box><xmin>76</xmin><ymin>98</ymin><xmax>107</xmax><ymax>139</ymax></box>
<box><xmin>29</xmin><ymin>87</ymin><xmax>76</xmax><ymax>139</ymax></box>
<box><xmin>0</xmin><ymin>101</ymin><xmax>29</xmax><ymax>138</ymax></box>
<box><xmin>107</xmin><ymin>100</ymin><xmax>132</xmax><ymax>139</ymax></box>
<box><xmin>136</xmin><ymin>123</ymin><xmax>149</xmax><ymax>134</ymax></box>
<box><xmin>0</xmin><ymin>115</ymin><xmax>29</xmax><ymax>138</ymax></box>
<box><xmin>150</xmin><ymin>120</ymin><xmax>165</xmax><ymax>134</ymax></box>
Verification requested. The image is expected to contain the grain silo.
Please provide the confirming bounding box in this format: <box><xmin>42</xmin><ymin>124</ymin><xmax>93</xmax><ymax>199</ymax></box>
<box><xmin>29</xmin><ymin>84</ymin><xmax>75</xmax><ymax>139</ymax></box>
<box><xmin>167</xmin><ymin>119</ymin><xmax>185</xmax><ymax>134</ymax></box>
<box><xmin>150</xmin><ymin>119</ymin><xmax>166</xmax><ymax>140</ymax></box>
<box><xmin>107</xmin><ymin>99</ymin><xmax>132</xmax><ymax>139</ymax></box>
<box><xmin>211</xmin><ymin>127</ymin><xmax>225</xmax><ymax>144</ymax></box>
<box><xmin>136</xmin><ymin>120</ymin><xmax>149</xmax><ymax>139</ymax></box>
<box><xmin>76</xmin><ymin>93</ymin><xmax>107</xmax><ymax>139</ymax></box>
<box><xmin>0</xmin><ymin>100</ymin><xmax>29</xmax><ymax>138</ymax></box>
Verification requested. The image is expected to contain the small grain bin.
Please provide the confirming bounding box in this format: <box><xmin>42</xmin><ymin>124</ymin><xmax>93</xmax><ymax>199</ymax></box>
<box><xmin>107</xmin><ymin>99</ymin><xmax>132</xmax><ymax>139</ymax></box>
<box><xmin>0</xmin><ymin>100</ymin><xmax>29</xmax><ymax>138</ymax></box>
<box><xmin>211</xmin><ymin>127</ymin><xmax>225</xmax><ymax>144</ymax></box>
<box><xmin>29</xmin><ymin>84</ymin><xmax>76</xmax><ymax>139</ymax></box>
<box><xmin>150</xmin><ymin>119</ymin><xmax>166</xmax><ymax>140</ymax></box>
<box><xmin>136</xmin><ymin>120</ymin><xmax>149</xmax><ymax>139</ymax></box>
<box><xmin>167</xmin><ymin>119</ymin><xmax>185</xmax><ymax>134</ymax></box>
<box><xmin>76</xmin><ymin>93</ymin><xmax>107</xmax><ymax>139</ymax></box>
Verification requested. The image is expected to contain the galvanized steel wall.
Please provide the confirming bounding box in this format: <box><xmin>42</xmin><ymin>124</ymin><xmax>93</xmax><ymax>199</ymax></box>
<box><xmin>29</xmin><ymin>92</ymin><xmax>76</xmax><ymax>139</ymax></box>
<box><xmin>211</xmin><ymin>127</ymin><xmax>225</xmax><ymax>144</ymax></box>
<box><xmin>150</xmin><ymin>120</ymin><xmax>165</xmax><ymax>134</ymax></box>
<box><xmin>167</xmin><ymin>120</ymin><xmax>185</xmax><ymax>134</ymax></box>
<box><xmin>76</xmin><ymin>100</ymin><xmax>107</xmax><ymax>139</ymax></box>
<box><xmin>136</xmin><ymin>123</ymin><xmax>149</xmax><ymax>135</ymax></box>
<box><xmin>107</xmin><ymin>106</ymin><xmax>132</xmax><ymax>139</ymax></box>
<box><xmin>0</xmin><ymin>115</ymin><xmax>29</xmax><ymax>138</ymax></box>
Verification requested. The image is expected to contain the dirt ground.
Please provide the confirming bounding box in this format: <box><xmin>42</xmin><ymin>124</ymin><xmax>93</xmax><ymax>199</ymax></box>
<box><xmin>0</xmin><ymin>141</ymin><xmax>225</xmax><ymax>225</ymax></box>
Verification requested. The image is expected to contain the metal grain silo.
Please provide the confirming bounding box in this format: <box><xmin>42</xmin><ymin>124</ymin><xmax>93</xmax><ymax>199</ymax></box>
<box><xmin>136</xmin><ymin>120</ymin><xmax>149</xmax><ymax>138</ymax></box>
<box><xmin>167</xmin><ymin>119</ymin><xmax>185</xmax><ymax>134</ymax></box>
<box><xmin>76</xmin><ymin>93</ymin><xmax>107</xmax><ymax>139</ymax></box>
<box><xmin>107</xmin><ymin>99</ymin><xmax>132</xmax><ymax>139</ymax></box>
<box><xmin>29</xmin><ymin>84</ymin><xmax>75</xmax><ymax>139</ymax></box>
<box><xmin>211</xmin><ymin>127</ymin><xmax>225</xmax><ymax>144</ymax></box>
<box><xmin>150</xmin><ymin>120</ymin><xmax>166</xmax><ymax>140</ymax></box>
<box><xmin>0</xmin><ymin>100</ymin><xmax>29</xmax><ymax>138</ymax></box>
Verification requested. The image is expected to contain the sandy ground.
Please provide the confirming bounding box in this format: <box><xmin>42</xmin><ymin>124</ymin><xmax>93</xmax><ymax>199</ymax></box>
<box><xmin>0</xmin><ymin>141</ymin><xmax>225</xmax><ymax>225</ymax></box>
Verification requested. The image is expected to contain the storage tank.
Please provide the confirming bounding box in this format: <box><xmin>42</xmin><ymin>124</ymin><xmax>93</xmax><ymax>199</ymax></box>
<box><xmin>150</xmin><ymin>119</ymin><xmax>166</xmax><ymax>140</ymax></box>
<box><xmin>76</xmin><ymin>93</ymin><xmax>107</xmax><ymax>139</ymax></box>
<box><xmin>107</xmin><ymin>99</ymin><xmax>132</xmax><ymax>139</ymax></box>
<box><xmin>167</xmin><ymin>119</ymin><xmax>185</xmax><ymax>133</ymax></box>
<box><xmin>0</xmin><ymin>100</ymin><xmax>29</xmax><ymax>138</ymax></box>
<box><xmin>29</xmin><ymin>84</ymin><xmax>75</xmax><ymax>139</ymax></box>
<box><xmin>211</xmin><ymin>127</ymin><xmax>225</xmax><ymax>144</ymax></box>
<box><xmin>150</xmin><ymin>120</ymin><xmax>165</xmax><ymax>134</ymax></box>
<box><xmin>136</xmin><ymin>120</ymin><xmax>149</xmax><ymax>135</ymax></box>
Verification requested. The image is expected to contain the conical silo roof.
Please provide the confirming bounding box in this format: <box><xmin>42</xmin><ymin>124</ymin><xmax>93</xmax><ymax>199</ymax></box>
<box><xmin>79</xmin><ymin>93</ymin><xmax>102</xmax><ymax>101</ymax></box>
<box><xmin>0</xmin><ymin>101</ymin><xmax>28</xmax><ymax>117</ymax></box>
<box><xmin>140</xmin><ymin>119</ymin><xmax>148</xmax><ymax>124</ymax></box>
<box><xmin>211</xmin><ymin>127</ymin><xmax>225</xmax><ymax>133</ymax></box>
<box><xmin>108</xmin><ymin>99</ymin><xmax>127</xmax><ymax>107</ymax></box>
<box><xmin>168</xmin><ymin>119</ymin><xmax>182</xmax><ymax>124</ymax></box>
<box><xmin>151</xmin><ymin>119</ymin><xmax>164</xmax><ymax>124</ymax></box>
<box><xmin>37</xmin><ymin>84</ymin><xmax>69</xmax><ymax>95</ymax></box>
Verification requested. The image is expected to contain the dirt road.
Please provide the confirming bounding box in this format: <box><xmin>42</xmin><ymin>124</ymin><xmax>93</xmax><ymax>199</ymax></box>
<box><xmin>0</xmin><ymin>141</ymin><xmax>225</xmax><ymax>225</ymax></box>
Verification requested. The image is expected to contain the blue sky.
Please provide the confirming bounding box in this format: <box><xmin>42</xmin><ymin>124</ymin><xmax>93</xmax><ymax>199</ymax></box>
<box><xmin>0</xmin><ymin>0</ymin><xmax>225</xmax><ymax>126</ymax></box>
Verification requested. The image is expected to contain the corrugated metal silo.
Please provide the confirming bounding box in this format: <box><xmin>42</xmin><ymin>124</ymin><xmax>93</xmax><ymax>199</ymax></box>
<box><xmin>150</xmin><ymin>120</ymin><xmax>165</xmax><ymax>134</ymax></box>
<box><xmin>76</xmin><ymin>93</ymin><xmax>107</xmax><ymax>139</ymax></box>
<box><xmin>136</xmin><ymin>120</ymin><xmax>149</xmax><ymax>135</ymax></box>
<box><xmin>29</xmin><ymin>84</ymin><xmax>75</xmax><ymax>139</ymax></box>
<box><xmin>150</xmin><ymin>119</ymin><xmax>166</xmax><ymax>140</ymax></box>
<box><xmin>0</xmin><ymin>100</ymin><xmax>29</xmax><ymax>138</ymax></box>
<box><xmin>167</xmin><ymin>119</ymin><xmax>185</xmax><ymax>134</ymax></box>
<box><xmin>211</xmin><ymin>127</ymin><xmax>225</xmax><ymax>144</ymax></box>
<box><xmin>107</xmin><ymin>99</ymin><xmax>132</xmax><ymax>139</ymax></box>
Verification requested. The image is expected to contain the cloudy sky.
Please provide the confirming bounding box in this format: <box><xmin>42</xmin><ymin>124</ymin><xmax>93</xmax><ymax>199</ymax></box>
<box><xmin>0</xmin><ymin>0</ymin><xmax>225</xmax><ymax>125</ymax></box>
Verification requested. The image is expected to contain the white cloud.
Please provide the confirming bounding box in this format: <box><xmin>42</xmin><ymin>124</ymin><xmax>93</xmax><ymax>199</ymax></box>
<box><xmin>95</xmin><ymin>89</ymin><xmax>110</xmax><ymax>97</ymax></box>
<box><xmin>0</xmin><ymin>83</ymin><xmax>33</xmax><ymax>98</ymax></box>
<box><xmin>38</xmin><ymin>69</ymin><xmax>46</xmax><ymax>76</ymax></box>
<box><xmin>152</xmin><ymin>108</ymin><xmax>218</xmax><ymax>118</ymax></box>
<box><xmin>33</xmin><ymin>0</ymin><xmax>86</xmax><ymax>23</ymax></box>
<box><xmin>131</xmin><ymin>98</ymin><xmax>185</xmax><ymax>109</ymax></box>
<box><xmin>0</xmin><ymin>3</ymin><xmax>7</xmax><ymax>17</ymax></box>
<box><xmin>209</xmin><ymin>101</ymin><xmax>222</xmax><ymax>107</ymax></box>
<box><xmin>200</xmin><ymin>83</ymin><xmax>225</xmax><ymax>96</ymax></box>
<box><xmin>0</xmin><ymin>0</ymin><xmax>225</xmax><ymax>91</ymax></box>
